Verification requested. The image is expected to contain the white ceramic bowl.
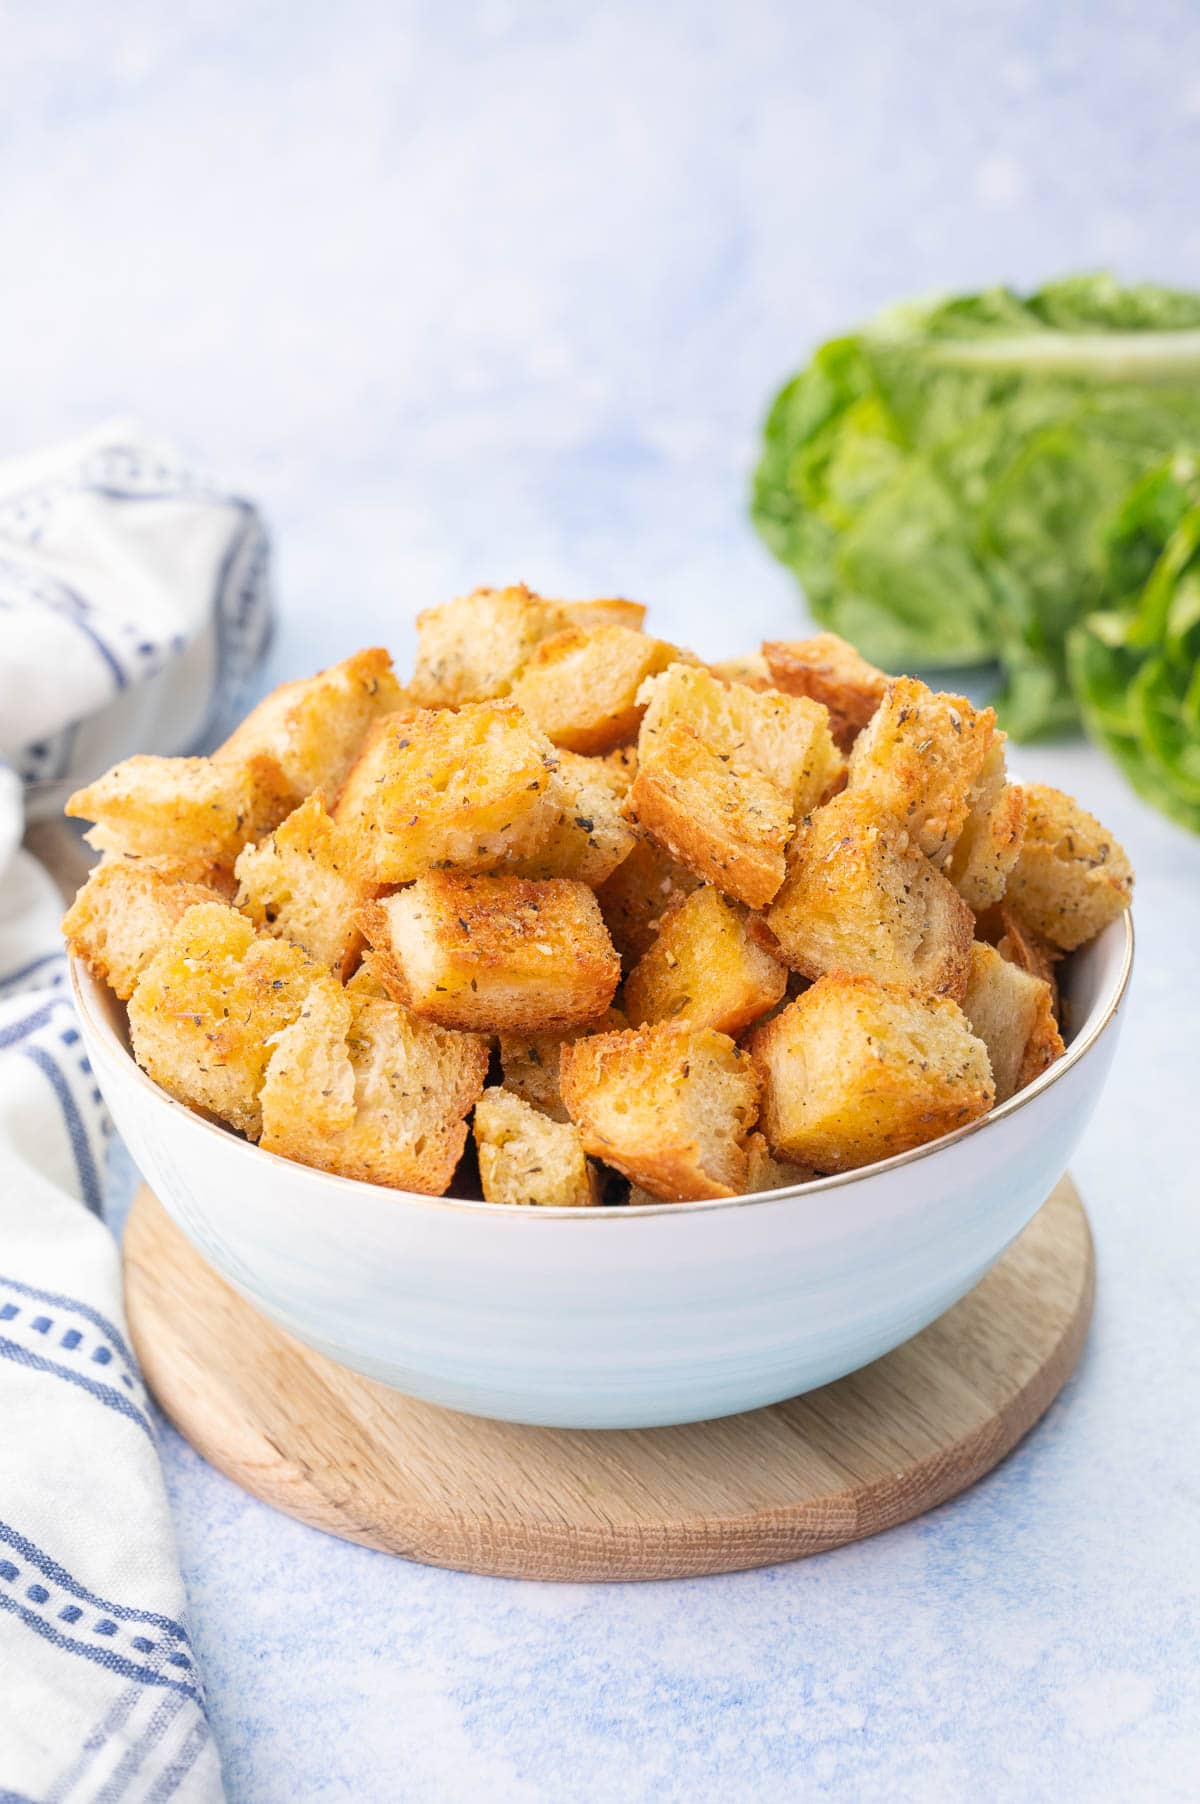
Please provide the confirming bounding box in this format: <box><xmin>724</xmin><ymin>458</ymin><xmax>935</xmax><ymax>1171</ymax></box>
<box><xmin>74</xmin><ymin>916</ymin><xmax>1132</xmax><ymax>1429</ymax></box>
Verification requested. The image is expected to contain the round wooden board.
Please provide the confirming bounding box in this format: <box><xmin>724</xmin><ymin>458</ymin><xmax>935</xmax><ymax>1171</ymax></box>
<box><xmin>123</xmin><ymin>1178</ymin><xmax>1093</xmax><ymax>1582</ymax></box>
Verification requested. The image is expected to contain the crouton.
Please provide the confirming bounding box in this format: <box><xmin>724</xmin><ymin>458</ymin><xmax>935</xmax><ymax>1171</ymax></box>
<box><xmin>601</xmin><ymin>744</ymin><xmax>638</xmax><ymax>794</ymax></box>
<box><xmin>473</xmin><ymin>1087</ymin><xmax>600</xmax><ymax>1207</ymax></box>
<box><xmin>630</xmin><ymin>720</ymin><xmax>792</xmax><ymax>908</ymax></box>
<box><xmin>975</xmin><ymin>899</ymin><xmax>1061</xmax><ymax>1018</ymax></box>
<box><xmin>592</xmin><ymin>836</ymin><xmax>700</xmax><ymax>970</ymax></box>
<box><xmin>66</xmin><ymin>753</ymin><xmax>289</xmax><ymax>875</ymax></box>
<box><xmin>708</xmin><ymin>654</ymin><xmax>776</xmax><ymax>692</ymax></box>
<box><xmin>638</xmin><ymin>662</ymin><xmax>844</xmax><ymax>816</ymax></box>
<box><xmin>127</xmin><ymin>903</ymin><xmax>334</xmax><ymax>1139</ymax></box>
<box><xmin>508</xmin><ymin>750</ymin><xmax>636</xmax><ymax>885</ymax></box>
<box><xmin>358</xmin><ymin>872</ymin><xmax>620</xmax><ymax>1033</ymax></box>
<box><xmin>946</xmin><ymin>743</ymin><xmax>1026</xmax><ymax>909</ymax></box>
<box><xmin>748</xmin><ymin>974</ymin><xmax>994</xmax><ymax>1173</ymax></box>
<box><xmin>332</xmin><ymin>702</ymin><xmax>559</xmax><ymax>884</ymax></box>
<box><xmin>1004</xmin><ymin>784</ymin><xmax>1133</xmax><ymax>952</ymax></box>
<box><xmin>215</xmin><ymin>648</ymin><xmax>407</xmax><ymax>803</ymax></box>
<box><xmin>559</xmin><ymin>598</ymin><xmax>647</xmax><ymax>633</ymax></box>
<box><xmin>344</xmin><ymin>949</ymin><xmax>393</xmax><ymax>998</ymax></box>
<box><xmin>510</xmin><ymin>624</ymin><xmax>681</xmax><ymax>753</ymax></box>
<box><xmin>409</xmin><ymin>585</ymin><xmax>568</xmax><ymax>707</ymax></box>
<box><xmin>560</xmin><ymin>1021</ymin><xmax>759</xmax><ymax>1201</ymax></box>
<box><xmin>62</xmin><ymin>861</ymin><xmax>223</xmax><ymax>1001</ymax></box>
<box><xmin>233</xmin><ymin>793</ymin><xmax>375</xmax><ymax>979</ymax></box>
<box><xmin>847</xmin><ymin>678</ymin><xmax>998</xmax><ymax>865</ymax></box>
<box><xmin>623</xmin><ymin>886</ymin><xmax>787</xmax><ymax>1036</ymax></box>
<box><xmin>764</xmin><ymin>792</ymin><xmax>974</xmax><ymax>999</ymax></box>
<box><xmin>259</xmin><ymin>984</ymin><xmax>488</xmax><ymax>1194</ymax></box>
<box><xmin>762</xmin><ymin>633</ymin><xmax>888</xmax><ymax>750</ymax></box>
<box><xmin>499</xmin><ymin>1008</ymin><xmax>628</xmax><ymax>1122</ymax></box>
<box><xmin>743</xmin><ymin>1131</ymin><xmax>817</xmax><ymax>1194</ymax></box>
<box><xmin>960</xmin><ymin>943</ymin><xmax>1065</xmax><ymax>1105</ymax></box>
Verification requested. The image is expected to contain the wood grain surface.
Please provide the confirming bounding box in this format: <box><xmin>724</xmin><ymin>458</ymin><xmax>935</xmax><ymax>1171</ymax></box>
<box><xmin>123</xmin><ymin>1177</ymin><xmax>1093</xmax><ymax>1582</ymax></box>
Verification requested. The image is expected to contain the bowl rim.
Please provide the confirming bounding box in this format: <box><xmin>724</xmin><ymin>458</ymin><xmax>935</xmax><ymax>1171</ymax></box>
<box><xmin>70</xmin><ymin>911</ymin><xmax>1133</xmax><ymax>1221</ymax></box>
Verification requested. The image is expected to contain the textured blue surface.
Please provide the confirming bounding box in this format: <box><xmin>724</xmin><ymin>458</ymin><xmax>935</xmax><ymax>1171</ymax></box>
<box><xmin>16</xmin><ymin>0</ymin><xmax>1200</xmax><ymax>1795</ymax></box>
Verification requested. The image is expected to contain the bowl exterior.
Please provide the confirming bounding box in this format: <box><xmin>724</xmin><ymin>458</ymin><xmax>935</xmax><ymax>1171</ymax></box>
<box><xmin>75</xmin><ymin>928</ymin><xmax>1128</xmax><ymax>1430</ymax></box>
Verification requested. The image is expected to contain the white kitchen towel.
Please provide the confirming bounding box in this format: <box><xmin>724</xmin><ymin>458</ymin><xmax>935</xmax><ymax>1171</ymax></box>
<box><xmin>0</xmin><ymin>425</ymin><xmax>272</xmax><ymax>1802</ymax></box>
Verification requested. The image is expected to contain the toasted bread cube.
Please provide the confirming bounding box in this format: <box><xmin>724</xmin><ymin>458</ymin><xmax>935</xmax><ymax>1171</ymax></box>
<box><xmin>638</xmin><ymin>663</ymin><xmax>844</xmax><ymax>816</ymax></box>
<box><xmin>748</xmin><ymin>974</ymin><xmax>994</xmax><ymax>1173</ymax></box>
<box><xmin>358</xmin><ymin>872</ymin><xmax>620</xmax><ymax>1033</ymax></box>
<box><xmin>708</xmin><ymin>654</ymin><xmax>775</xmax><ymax>692</ymax></box>
<box><xmin>623</xmin><ymin>886</ymin><xmax>786</xmax><ymax>1036</ymax></box>
<box><xmin>560</xmin><ymin>1021</ymin><xmax>759</xmax><ymax>1201</ymax></box>
<box><xmin>744</xmin><ymin>1131</ymin><xmax>817</xmax><ymax>1193</ymax></box>
<box><xmin>1004</xmin><ymin>785</ymin><xmax>1133</xmax><ymax>952</ymax></box>
<box><xmin>961</xmin><ymin>943</ymin><xmax>1064</xmax><ymax>1105</ymax></box>
<box><xmin>510</xmin><ymin>624</ymin><xmax>680</xmax><ymax>753</ymax></box>
<box><xmin>260</xmin><ymin>984</ymin><xmax>488</xmax><ymax>1193</ymax></box>
<box><xmin>559</xmin><ymin>598</ymin><xmax>647</xmax><ymax>633</ymax></box>
<box><xmin>762</xmin><ymin>633</ymin><xmax>888</xmax><ymax>750</ymax></box>
<box><xmin>234</xmin><ymin>794</ymin><xmax>375</xmax><ymax>979</ymax></box>
<box><xmin>127</xmin><ymin>903</ymin><xmax>334</xmax><ymax>1139</ymax></box>
<box><xmin>593</xmin><ymin>836</ymin><xmax>701</xmax><ymax>970</ymax></box>
<box><xmin>765</xmin><ymin>793</ymin><xmax>974</xmax><ymax>999</ymax></box>
<box><xmin>332</xmin><ymin>702</ymin><xmax>558</xmax><ymax>884</ymax></box>
<box><xmin>946</xmin><ymin>742</ymin><xmax>1026</xmax><ymax>910</ymax></box>
<box><xmin>499</xmin><ymin>1008</ymin><xmax>627</xmax><ymax>1122</ymax></box>
<box><xmin>601</xmin><ymin>744</ymin><xmax>638</xmax><ymax>794</ymax></box>
<box><xmin>66</xmin><ymin>753</ymin><xmax>288</xmax><ymax>874</ymax></box>
<box><xmin>215</xmin><ymin>648</ymin><xmax>407</xmax><ymax>803</ymax></box>
<box><xmin>630</xmin><ymin>720</ymin><xmax>791</xmax><ymax>908</ymax></box>
<box><xmin>847</xmin><ymin>677</ymin><xmax>998</xmax><ymax>865</ymax></box>
<box><xmin>975</xmin><ymin>899</ymin><xmax>1061</xmax><ymax>1019</ymax></box>
<box><xmin>473</xmin><ymin>1087</ymin><xmax>600</xmax><ymax>1207</ymax></box>
<box><xmin>409</xmin><ymin>585</ymin><xmax>568</xmax><ymax>707</ymax></box>
<box><xmin>62</xmin><ymin>862</ymin><xmax>223</xmax><ymax>1001</ymax></box>
<box><xmin>508</xmin><ymin>750</ymin><xmax>636</xmax><ymax>886</ymax></box>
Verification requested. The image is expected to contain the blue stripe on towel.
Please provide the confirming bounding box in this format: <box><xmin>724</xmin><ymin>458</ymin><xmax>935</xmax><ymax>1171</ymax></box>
<box><xmin>0</xmin><ymin>1593</ymin><xmax>201</xmax><ymax>1705</ymax></box>
<box><xmin>0</xmin><ymin>1522</ymin><xmax>192</xmax><ymax>1641</ymax></box>
<box><xmin>19</xmin><ymin>1045</ymin><xmax>105</xmax><ymax>1216</ymax></box>
<box><xmin>0</xmin><ymin>1276</ymin><xmax>136</xmax><ymax>1364</ymax></box>
<box><xmin>0</xmin><ymin>1339</ymin><xmax>153</xmax><ymax>1441</ymax></box>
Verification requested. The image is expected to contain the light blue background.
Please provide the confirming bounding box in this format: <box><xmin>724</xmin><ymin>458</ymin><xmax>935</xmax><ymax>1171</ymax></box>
<box><xmin>11</xmin><ymin>1</ymin><xmax>1200</xmax><ymax>1797</ymax></box>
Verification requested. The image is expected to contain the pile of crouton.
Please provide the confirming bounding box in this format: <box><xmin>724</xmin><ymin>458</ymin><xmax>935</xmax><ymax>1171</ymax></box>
<box><xmin>62</xmin><ymin>585</ymin><xmax>1134</xmax><ymax>1206</ymax></box>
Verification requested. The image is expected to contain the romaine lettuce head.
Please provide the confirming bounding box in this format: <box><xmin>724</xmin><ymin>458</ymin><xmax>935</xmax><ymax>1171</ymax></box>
<box><xmin>753</xmin><ymin>273</ymin><xmax>1200</xmax><ymax>740</ymax></box>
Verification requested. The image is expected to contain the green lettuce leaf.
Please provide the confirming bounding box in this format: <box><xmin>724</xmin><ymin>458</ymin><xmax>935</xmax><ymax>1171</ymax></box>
<box><xmin>752</xmin><ymin>273</ymin><xmax>1200</xmax><ymax>741</ymax></box>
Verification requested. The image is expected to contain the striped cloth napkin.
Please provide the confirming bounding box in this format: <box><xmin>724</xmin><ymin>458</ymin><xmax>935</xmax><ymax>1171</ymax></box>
<box><xmin>0</xmin><ymin>426</ymin><xmax>272</xmax><ymax>1803</ymax></box>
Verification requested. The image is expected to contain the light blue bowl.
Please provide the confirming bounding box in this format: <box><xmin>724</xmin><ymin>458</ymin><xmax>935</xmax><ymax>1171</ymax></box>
<box><xmin>74</xmin><ymin>915</ymin><xmax>1131</xmax><ymax>1429</ymax></box>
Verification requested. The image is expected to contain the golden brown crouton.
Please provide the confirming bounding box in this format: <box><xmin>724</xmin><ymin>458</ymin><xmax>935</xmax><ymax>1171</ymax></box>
<box><xmin>66</xmin><ymin>753</ymin><xmax>289</xmax><ymax>876</ymax></box>
<box><xmin>946</xmin><ymin>744</ymin><xmax>1026</xmax><ymax>910</ymax></box>
<box><xmin>847</xmin><ymin>677</ymin><xmax>998</xmax><ymax>865</ymax></box>
<box><xmin>601</xmin><ymin>743</ymin><xmax>638</xmax><ymax>793</ymax></box>
<box><xmin>708</xmin><ymin>654</ymin><xmax>776</xmax><ymax>691</ymax></box>
<box><xmin>762</xmin><ymin>633</ymin><xmax>889</xmax><ymax>750</ymax></box>
<box><xmin>764</xmin><ymin>792</ymin><xmax>974</xmax><ymax>999</ymax></box>
<box><xmin>630</xmin><ymin>720</ymin><xmax>792</xmax><ymax>908</ymax></box>
<box><xmin>473</xmin><ymin>1087</ymin><xmax>600</xmax><ymax>1207</ymax></box>
<box><xmin>215</xmin><ymin>648</ymin><xmax>407</xmax><ymax>803</ymax></box>
<box><xmin>510</xmin><ymin>624</ymin><xmax>681</xmax><ymax>753</ymax></box>
<box><xmin>560</xmin><ymin>1021</ymin><xmax>759</xmax><ymax>1201</ymax></box>
<box><xmin>623</xmin><ymin>886</ymin><xmax>787</xmax><ymax>1037</ymax></box>
<box><xmin>127</xmin><ymin>902</ymin><xmax>335</xmax><ymax>1139</ymax></box>
<box><xmin>508</xmin><ymin>750</ymin><xmax>636</xmax><ymax>886</ymax></box>
<box><xmin>638</xmin><ymin>662</ymin><xmax>844</xmax><ymax>816</ymax></box>
<box><xmin>559</xmin><ymin>598</ymin><xmax>647</xmax><ymax>633</ymax></box>
<box><xmin>332</xmin><ymin>702</ymin><xmax>559</xmax><ymax>884</ymax></box>
<box><xmin>409</xmin><ymin>585</ymin><xmax>568</xmax><ymax>707</ymax></box>
<box><xmin>1004</xmin><ymin>784</ymin><xmax>1134</xmax><ymax>952</ymax></box>
<box><xmin>498</xmin><ymin>1008</ymin><xmax>628</xmax><ymax>1122</ymax></box>
<box><xmin>748</xmin><ymin>974</ymin><xmax>994</xmax><ymax>1173</ymax></box>
<box><xmin>594</xmin><ymin>835</ymin><xmax>701</xmax><ymax>970</ymax></box>
<box><xmin>62</xmin><ymin>862</ymin><xmax>223</xmax><ymax>1001</ymax></box>
<box><xmin>233</xmin><ymin>794</ymin><xmax>375</xmax><ymax>980</ymax></box>
<box><xmin>960</xmin><ymin>943</ymin><xmax>1065</xmax><ymax>1105</ymax></box>
<box><xmin>975</xmin><ymin>899</ymin><xmax>1061</xmax><ymax>1019</ymax></box>
<box><xmin>358</xmin><ymin>872</ymin><xmax>620</xmax><ymax>1034</ymax></box>
<box><xmin>258</xmin><ymin>982</ymin><xmax>488</xmax><ymax>1193</ymax></box>
<box><xmin>743</xmin><ymin>1131</ymin><xmax>817</xmax><ymax>1193</ymax></box>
